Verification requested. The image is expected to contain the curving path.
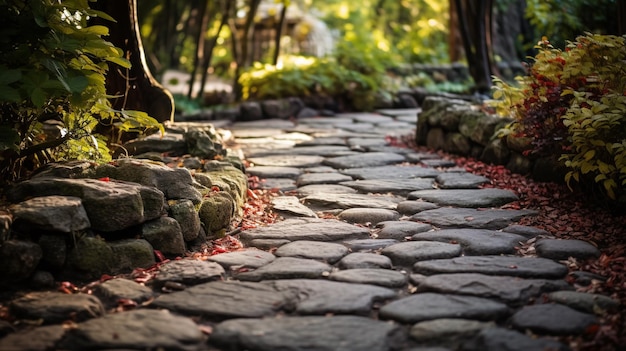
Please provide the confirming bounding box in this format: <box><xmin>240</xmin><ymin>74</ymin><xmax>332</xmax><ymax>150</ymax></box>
<box><xmin>1</xmin><ymin>110</ymin><xmax>617</xmax><ymax>351</ymax></box>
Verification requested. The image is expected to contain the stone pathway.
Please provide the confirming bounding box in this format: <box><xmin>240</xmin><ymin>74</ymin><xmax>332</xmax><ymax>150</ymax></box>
<box><xmin>0</xmin><ymin>110</ymin><xmax>617</xmax><ymax>351</ymax></box>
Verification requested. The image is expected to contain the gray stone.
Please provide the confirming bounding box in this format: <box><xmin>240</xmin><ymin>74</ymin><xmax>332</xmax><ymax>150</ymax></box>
<box><xmin>37</xmin><ymin>234</ymin><xmax>66</xmax><ymax>269</ymax></box>
<box><xmin>182</xmin><ymin>156</ymin><xmax>202</xmax><ymax>169</ymax></box>
<box><xmin>418</xmin><ymin>273</ymin><xmax>571</xmax><ymax>305</ymax></box>
<box><xmin>247</xmin><ymin>165</ymin><xmax>302</xmax><ymax>179</ymax></box>
<box><xmin>236</xmin><ymin>257</ymin><xmax>333</xmax><ymax>281</ymax></box>
<box><xmin>348</xmin><ymin>137</ymin><xmax>389</xmax><ymax>148</ymax></box>
<box><xmin>377</xmin><ymin>108</ymin><xmax>421</xmax><ymax>117</ymax></box>
<box><xmin>152</xmin><ymin>280</ymin><xmax>293</xmax><ymax>318</ymax></box>
<box><xmin>10</xmin><ymin>196</ymin><xmax>90</xmax><ymax>232</ymax></box>
<box><xmin>271</xmin><ymin>196</ymin><xmax>317</xmax><ymax>217</ymax></box>
<box><xmin>502</xmin><ymin>224</ymin><xmax>549</xmax><ymax>239</ymax></box>
<box><xmin>340</xmin><ymin>165</ymin><xmax>440</xmax><ymax>180</ymax></box>
<box><xmin>375</xmin><ymin>221</ymin><xmax>433</xmax><ymax>240</ymax></box>
<box><xmin>7</xmin><ymin>178</ymin><xmax>164</xmax><ymax>232</ymax></box>
<box><xmin>412</xmin><ymin>229</ymin><xmax>526</xmax><ymax>255</ymax></box>
<box><xmin>297</xmin><ymin>106</ymin><xmax>319</xmax><ymax>118</ymax></box>
<box><xmin>247</xmin><ymin>155</ymin><xmax>324</xmax><ymax>168</ymax></box>
<box><xmin>338</xmin><ymin>252</ymin><xmax>393</xmax><ymax>269</ymax></box>
<box><xmin>381</xmin><ymin>241</ymin><xmax>462</xmax><ymax>266</ymax></box>
<box><xmin>343</xmin><ymin>239</ymin><xmax>400</xmax><ymax>251</ymax></box>
<box><xmin>240</xmin><ymin>218</ymin><xmax>369</xmax><ymax>244</ymax></box>
<box><xmin>481</xmin><ymin>139</ymin><xmax>510</xmax><ymax>165</ymax></box>
<box><xmin>463</xmin><ymin>327</ymin><xmax>569</xmax><ymax>351</ymax></box>
<box><xmin>168</xmin><ymin>199</ymin><xmax>201</xmax><ymax>241</ymax></box>
<box><xmin>324</xmin><ymin>152</ymin><xmax>405</xmax><ymax>169</ymax></box>
<box><xmin>329</xmin><ymin>268</ymin><xmax>408</xmax><ymax>288</ymax></box>
<box><xmin>350</xmin><ymin>113</ymin><xmax>396</xmax><ymax>124</ymax></box>
<box><xmin>261</xmin><ymin>99</ymin><xmax>292</xmax><ymax>119</ymax></box>
<box><xmin>443</xmin><ymin>133</ymin><xmax>472</xmax><ymax>154</ymax></box>
<box><xmin>250</xmin><ymin>145</ymin><xmax>355</xmax><ymax>157</ymax></box>
<box><xmin>536</xmin><ymin>239</ymin><xmax>601</xmax><ymax>260</ymax></box>
<box><xmin>65</xmin><ymin>236</ymin><xmax>114</xmax><ymax>280</ymax></box>
<box><xmin>239</xmin><ymin>101</ymin><xmax>263</xmax><ymax>121</ymax></box>
<box><xmin>10</xmin><ymin>291</ymin><xmax>104</xmax><ymax>324</ymax></box>
<box><xmin>109</xmin><ymin>239</ymin><xmax>156</xmax><ymax>273</ymax></box>
<box><xmin>120</xmin><ymin>132</ymin><xmax>187</xmax><ymax>156</ymax></box>
<box><xmin>410</xmin><ymin>319</ymin><xmax>494</xmax><ymax>347</ymax></box>
<box><xmin>511</xmin><ymin>304</ymin><xmax>596</xmax><ymax>335</ymax></box>
<box><xmin>426</xmin><ymin>128</ymin><xmax>446</xmax><ymax>150</ymax></box>
<box><xmin>420</xmin><ymin>159</ymin><xmax>457</xmax><ymax>168</ymax></box>
<box><xmin>412</xmin><ymin>207</ymin><xmax>536</xmax><ymax>230</ymax></box>
<box><xmin>153</xmin><ymin>259</ymin><xmax>224</xmax><ymax>286</ymax></box>
<box><xmin>408</xmin><ymin>189</ymin><xmax>518</xmax><ymax>208</ymax></box>
<box><xmin>274</xmin><ymin>240</ymin><xmax>349</xmax><ymax>263</ymax></box>
<box><xmin>338</xmin><ymin>208</ymin><xmax>400</xmax><ymax>225</ymax></box>
<box><xmin>210</xmin><ymin>316</ymin><xmax>402</xmax><ymax>351</ymax></box>
<box><xmin>0</xmin><ymin>325</ymin><xmax>65</xmax><ymax>351</ymax></box>
<box><xmin>248</xmin><ymin>238</ymin><xmax>292</xmax><ymax>250</ymax></box>
<box><xmin>268</xmin><ymin>279</ymin><xmax>397</xmax><ymax>314</ymax></box>
<box><xmin>379</xmin><ymin>293</ymin><xmax>509</xmax><ymax>324</ymax></box>
<box><xmin>185</xmin><ymin>129</ymin><xmax>224</xmax><ymax>159</ymax></box>
<box><xmin>198</xmin><ymin>194</ymin><xmax>234</xmax><ymax>236</ymax></box>
<box><xmin>296</xmin><ymin>184</ymin><xmax>358</xmax><ymax>196</ymax></box>
<box><xmin>340</xmin><ymin>179</ymin><xmax>434</xmax><ymax>196</ymax></box>
<box><xmin>58</xmin><ymin>309</ymin><xmax>204</xmax><ymax>351</ymax></box>
<box><xmin>252</xmin><ymin>178</ymin><xmax>297</xmax><ymax>191</ymax></box>
<box><xmin>297</xmin><ymin>172</ymin><xmax>354</xmax><ymax>186</ymax></box>
<box><xmin>413</xmin><ymin>256</ymin><xmax>569</xmax><ymax>279</ymax></box>
<box><xmin>207</xmin><ymin>249</ymin><xmax>276</xmax><ymax>269</ymax></box>
<box><xmin>547</xmin><ymin>291</ymin><xmax>620</xmax><ymax>315</ymax></box>
<box><xmin>435</xmin><ymin>173</ymin><xmax>489</xmax><ymax>189</ymax></box>
<box><xmin>396</xmin><ymin>201</ymin><xmax>439</xmax><ymax>215</ymax></box>
<box><xmin>303</xmin><ymin>165</ymin><xmax>339</xmax><ymax>173</ymax></box>
<box><xmin>93</xmin><ymin>278</ymin><xmax>153</xmax><ymax>306</ymax></box>
<box><xmin>298</xmin><ymin>137</ymin><xmax>347</xmax><ymax>146</ymax></box>
<box><xmin>304</xmin><ymin>192</ymin><xmax>401</xmax><ymax>210</ymax></box>
<box><xmin>141</xmin><ymin>216</ymin><xmax>185</xmax><ymax>257</ymax></box>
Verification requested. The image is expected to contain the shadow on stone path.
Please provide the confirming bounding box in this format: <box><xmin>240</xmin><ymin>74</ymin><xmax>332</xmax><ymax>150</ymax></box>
<box><xmin>1</xmin><ymin>110</ymin><xmax>618</xmax><ymax>351</ymax></box>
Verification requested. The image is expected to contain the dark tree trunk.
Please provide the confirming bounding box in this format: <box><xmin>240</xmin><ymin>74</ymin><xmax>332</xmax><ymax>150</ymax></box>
<box><xmin>92</xmin><ymin>0</ymin><xmax>174</xmax><ymax>123</ymax></box>
<box><xmin>454</xmin><ymin>0</ymin><xmax>494</xmax><ymax>94</ymax></box>
<box><xmin>619</xmin><ymin>0</ymin><xmax>626</xmax><ymax>35</ymax></box>
<box><xmin>199</xmin><ymin>0</ymin><xmax>233</xmax><ymax>99</ymax></box>
<box><xmin>187</xmin><ymin>0</ymin><xmax>211</xmax><ymax>99</ymax></box>
<box><xmin>272</xmin><ymin>4</ymin><xmax>289</xmax><ymax>65</ymax></box>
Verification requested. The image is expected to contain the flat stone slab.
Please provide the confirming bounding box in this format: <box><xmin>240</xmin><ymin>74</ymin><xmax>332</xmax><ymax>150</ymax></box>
<box><xmin>58</xmin><ymin>309</ymin><xmax>204</xmax><ymax>350</ymax></box>
<box><xmin>464</xmin><ymin>327</ymin><xmax>569</xmax><ymax>351</ymax></box>
<box><xmin>375</xmin><ymin>221</ymin><xmax>433</xmax><ymax>240</ymax></box>
<box><xmin>267</xmin><ymin>279</ymin><xmax>396</xmax><ymax>314</ymax></box>
<box><xmin>338</xmin><ymin>252</ymin><xmax>393</xmax><ymax>269</ymax></box>
<box><xmin>412</xmin><ymin>229</ymin><xmax>527</xmax><ymax>255</ymax></box>
<box><xmin>381</xmin><ymin>242</ymin><xmax>462</xmax><ymax>266</ymax></box>
<box><xmin>343</xmin><ymin>239</ymin><xmax>400</xmax><ymax>251</ymax></box>
<box><xmin>210</xmin><ymin>316</ymin><xmax>402</xmax><ymax>351</ymax></box>
<box><xmin>435</xmin><ymin>173</ymin><xmax>489</xmax><ymax>189</ymax></box>
<box><xmin>410</xmin><ymin>318</ymin><xmax>494</xmax><ymax>347</ymax></box>
<box><xmin>379</xmin><ymin>293</ymin><xmax>509</xmax><ymax>324</ymax></box>
<box><xmin>240</xmin><ymin>218</ymin><xmax>369</xmax><ymax>243</ymax></box>
<box><xmin>420</xmin><ymin>159</ymin><xmax>457</xmax><ymax>168</ymax></box>
<box><xmin>152</xmin><ymin>280</ymin><xmax>293</xmax><ymax>318</ymax></box>
<box><xmin>252</xmin><ymin>178</ymin><xmax>297</xmax><ymax>191</ymax></box>
<box><xmin>246</xmin><ymin>166</ymin><xmax>302</xmax><ymax>179</ymax></box>
<box><xmin>324</xmin><ymin>152</ymin><xmax>405</xmax><ymax>169</ymax></box>
<box><xmin>348</xmin><ymin>137</ymin><xmax>389</xmax><ymax>147</ymax></box>
<box><xmin>413</xmin><ymin>256</ymin><xmax>569</xmax><ymax>279</ymax></box>
<box><xmin>340</xmin><ymin>165</ymin><xmax>440</xmax><ymax>180</ymax></box>
<box><xmin>10</xmin><ymin>292</ymin><xmax>104</xmax><ymax>324</ymax></box>
<box><xmin>377</xmin><ymin>108</ymin><xmax>421</xmax><ymax>117</ymax></box>
<box><xmin>252</xmin><ymin>145</ymin><xmax>356</xmax><ymax>157</ymax></box>
<box><xmin>274</xmin><ymin>240</ymin><xmax>349</xmax><ymax>263</ymax></box>
<box><xmin>408</xmin><ymin>189</ymin><xmax>518</xmax><ymax>208</ymax></box>
<box><xmin>247</xmin><ymin>155</ymin><xmax>324</xmax><ymax>168</ymax></box>
<box><xmin>329</xmin><ymin>268</ymin><xmax>408</xmax><ymax>288</ymax></box>
<box><xmin>0</xmin><ymin>325</ymin><xmax>65</xmax><ymax>351</ymax></box>
<box><xmin>340</xmin><ymin>179</ymin><xmax>435</xmax><ymax>196</ymax></box>
<box><xmin>298</xmin><ymin>137</ymin><xmax>347</xmax><ymax>146</ymax></box>
<box><xmin>396</xmin><ymin>200</ymin><xmax>440</xmax><ymax>215</ymax></box>
<box><xmin>271</xmin><ymin>196</ymin><xmax>317</xmax><ymax>217</ymax></box>
<box><xmin>235</xmin><ymin>257</ymin><xmax>333</xmax><ymax>281</ymax></box>
<box><xmin>207</xmin><ymin>249</ymin><xmax>276</xmax><ymax>269</ymax></box>
<box><xmin>296</xmin><ymin>184</ymin><xmax>358</xmax><ymax>196</ymax></box>
<box><xmin>547</xmin><ymin>291</ymin><xmax>619</xmax><ymax>314</ymax></box>
<box><xmin>10</xmin><ymin>195</ymin><xmax>91</xmax><ymax>232</ymax></box>
<box><xmin>153</xmin><ymin>260</ymin><xmax>224</xmax><ymax>286</ymax></box>
<box><xmin>511</xmin><ymin>304</ymin><xmax>596</xmax><ymax>335</ymax></box>
<box><xmin>502</xmin><ymin>224</ymin><xmax>550</xmax><ymax>239</ymax></box>
<box><xmin>338</xmin><ymin>208</ymin><xmax>400</xmax><ymax>225</ymax></box>
<box><xmin>93</xmin><ymin>278</ymin><xmax>153</xmax><ymax>306</ymax></box>
<box><xmin>411</xmin><ymin>208</ymin><xmax>536</xmax><ymax>229</ymax></box>
<box><xmin>296</xmin><ymin>172</ymin><xmax>353</xmax><ymax>186</ymax></box>
<box><xmin>304</xmin><ymin>193</ymin><xmax>401</xmax><ymax>210</ymax></box>
<box><xmin>536</xmin><ymin>239</ymin><xmax>601</xmax><ymax>260</ymax></box>
<box><xmin>417</xmin><ymin>273</ymin><xmax>571</xmax><ymax>305</ymax></box>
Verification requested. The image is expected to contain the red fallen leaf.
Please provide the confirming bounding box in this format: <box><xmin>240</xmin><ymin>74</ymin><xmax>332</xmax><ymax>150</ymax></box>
<box><xmin>116</xmin><ymin>298</ymin><xmax>138</xmax><ymax>311</ymax></box>
<box><xmin>585</xmin><ymin>324</ymin><xmax>600</xmax><ymax>335</ymax></box>
<box><xmin>247</xmin><ymin>189</ymin><xmax>259</xmax><ymax>200</ymax></box>
<box><xmin>198</xmin><ymin>325</ymin><xmax>213</xmax><ymax>335</ymax></box>
<box><xmin>509</xmin><ymin>265</ymin><xmax>518</xmax><ymax>269</ymax></box>
<box><xmin>99</xmin><ymin>274</ymin><xmax>114</xmax><ymax>283</ymax></box>
<box><xmin>98</xmin><ymin>177</ymin><xmax>110</xmax><ymax>182</ymax></box>
<box><xmin>58</xmin><ymin>281</ymin><xmax>79</xmax><ymax>294</ymax></box>
<box><xmin>211</xmin><ymin>186</ymin><xmax>220</xmax><ymax>192</ymax></box>
<box><xmin>154</xmin><ymin>250</ymin><xmax>166</xmax><ymax>262</ymax></box>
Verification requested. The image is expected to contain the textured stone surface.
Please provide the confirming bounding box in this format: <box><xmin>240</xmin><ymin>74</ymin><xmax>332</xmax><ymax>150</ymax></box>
<box><xmin>10</xmin><ymin>292</ymin><xmax>104</xmax><ymax>324</ymax></box>
<box><xmin>240</xmin><ymin>218</ymin><xmax>369</xmax><ymax>243</ymax></box>
<box><xmin>235</xmin><ymin>257</ymin><xmax>333</xmax><ymax>281</ymax></box>
<box><xmin>340</xmin><ymin>165</ymin><xmax>440</xmax><ymax>180</ymax></box>
<box><xmin>412</xmin><ymin>208</ymin><xmax>536</xmax><ymax>229</ymax></box>
<box><xmin>247</xmin><ymin>155</ymin><xmax>324</xmax><ymax>167</ymax></box>
<box><xmin>271</xmin><ymin>196</ymin><xmax>317</xmax><ymax>217</ymax></box>
<box><xmin>324</xmin><ymin>152</ymin><xmax>406</xmax><ymax>168</ymax></box>
<box><xmin>207</xmin><ymin>249</ymin><xmax>276</xmax><ymax>269</ymax></box>
<box><xmin>338</xmin><ymin>208</ymin><xmax>401</xmax><ymax>224</ymax></box>
<box><xmin>375</xmin><ymin>221</ymin><xmax>433</xmax><ymax>240</ymax></box>
<box><xmin>304</xmin><ymin>193</ymin><xmax>401</xmax><ymax>210</ymax></box>
<box><xmin>547</xmin><ymin>291</ymin><xmax>619</xmax><ymax>315</ymax></box>
<box><xmin>296</xmin><ymin>172</ymin><xmax>354</xmax><ymax>186</ymax></box>
<box><xmin>329</xmin><ymin>268</ymin><xmax>408</xmax><ymax>288</ymax></box>
<box><xmin>413</xmin><ymin>256</ymin><xmax>569</xmax><ymax>279</ymax></box>
<box><xmin>463</xmin><ymin>327</ymin><xmax>569</xmax><ymax>351</ymax></box>
<box><xmin>10</xmin><ymin>196</ymin><xmax>90</xmax><ymax>232</ymax></box>
<box><xmin>274</xmin><ymin>240</ymin><xmax>349</xmax><ymax>263</ymax></box>
<box><xmin>93</xmin><ymin>278</ymin><xmax>153</xmax><ymax>306</ymax></box>
<box><xmin>412</xmin><ymin>229</ymin><xmax>527</xmax><ymax>255</ymax></box>
<box><xmin>338</xmin><ymin>252</ymin><xmax>393</xmax><ymax>269</ymax></box>
<box><xmin>340</xmin><ymin>179</ymin><xmax>435</xmax><ymax>196</ymax></box>
<box><xmin>381</xmin><ymin>241</ymin><xmax>462</xmax><ymax>266</ymax></box>
<box><xmin>511</xmin><ymin>304</ymin><xmax>596</xmax><ymax>335</ymax></box>
<box><xmin>410</xmin><ymin>318</ymin><xmax>494</xmax><ymax>347</ymax></box>
<box><xmin>435</xmin><ymin>173</ymin><xmax>489</xmax><ymax>189</ymax></box>
<box><xmin>535</xmin><ymin>239</ymin><xmax>601</xmax><ymax>260</ymax></box>
<box><xmin>408</xmin><ymin>189</ymin><xmax>518</xmax><ymax>208</ymax></box>
<box><xmin>153</xmin><ymin>260</ymin><xmax>225</xmax><ymax>286</ymax></box>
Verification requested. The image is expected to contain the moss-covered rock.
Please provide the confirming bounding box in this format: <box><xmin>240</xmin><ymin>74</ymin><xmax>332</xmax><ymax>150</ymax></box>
<box><xmin>66</xmin><ymin>236</ymin><xmax>114</xmax><ymax>280</ymax></box>
<box><xmin>141</xmin><ymin>217</ymin><xmax>185</xmax><ymax>257</ymax></box>
<box><xmin>198</xmin><ymin>194</ymin><xmax>235</xmax><ymax>239</ymax></box>
<box><xmin>0</xmin><ymin>240</ymin><xmax>42</xmax><ymax>283</ymax></box>
<box><xmin>109</xmin><ymin>239</ymin><xmax>155</xmax><ymax>274</ymax></box>
<box><xmin>168</xmin><ymin>199</ymin><xmax>201</xmax><ymax>241</ymax></box>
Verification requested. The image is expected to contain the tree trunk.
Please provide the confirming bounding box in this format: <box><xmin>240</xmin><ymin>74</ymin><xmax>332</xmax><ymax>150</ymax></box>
<box><xmin>92</xmin><ymin>0</ymin><xmax>174</xmax><ymax>123</ymax></box>
<box><xmin>272</xmin><ymin>4</ymin><xmax>289</xmax><ymax>65</ymax></box>
<box><xmin>619</xmin><ymin>0</ymin><xmax>626</xmax><ymax>35</ymax></box>
<box><xmin>454</xmin><ymin>0</ymin><xmax>494</xmax><ymax>94</ymax></box>
<box><xmin>187</xmin><ymin>0</ymin><xmax>211</xmax><ymax>99</ymax></box>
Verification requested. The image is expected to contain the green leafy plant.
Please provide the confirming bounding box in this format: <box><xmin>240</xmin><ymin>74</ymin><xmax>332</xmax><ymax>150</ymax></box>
<box><xmin>0</xmin><ymin>0</ymin><xmax>163</xmax><ymax>183</ymax></box>
<box><xmin>491</xmin><ymin>33</ymin><xmax>626</xmax><ymax>203</ymax></box>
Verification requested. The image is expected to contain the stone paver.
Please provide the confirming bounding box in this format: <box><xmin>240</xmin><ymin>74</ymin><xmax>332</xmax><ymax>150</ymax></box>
<box><xmin>1</xmin><ymin>112</ymin><xmax>614</xmax><ymax>351</ymax></box>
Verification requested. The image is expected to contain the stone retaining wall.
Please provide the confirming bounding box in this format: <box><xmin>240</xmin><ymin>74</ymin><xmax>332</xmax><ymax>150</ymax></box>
<box><xmin>415</xmin><ymin>96</ymin><xmax>567</xmax><ymax>183</ymax></box>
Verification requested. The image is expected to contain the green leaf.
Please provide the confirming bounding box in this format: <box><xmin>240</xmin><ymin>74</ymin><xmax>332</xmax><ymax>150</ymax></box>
<box><xmin>0</xmin><ymin>86</ymin><xmax>21</xmax><ymax>103</ymax></box>
<box><xmin>0</xmin><ymin>126</ymin><xmax>20</xmax><ymax>152</ymax></box>
<box><xmin>81</xmin><ymin>25</ymin><xmax>109</xmax><ymax>36</ymax></box>
<box><xmin>67</xmin><ymin>75</ymin><xmax>89</xmax><ymax>93</ymax></box>
<box><xmin>0</xmin><ymin>68</ymin><xmax>21</xmax><ymax>85</ymax></box>
<box><xmin>105</xmin><ymin>56</ymin><xmax>131</xmax><ymax>69</ymax></box>
<box><xmin>30</xmin><ymin>87</ymin><xmax>46</xmax><ymax>107</ymax></box>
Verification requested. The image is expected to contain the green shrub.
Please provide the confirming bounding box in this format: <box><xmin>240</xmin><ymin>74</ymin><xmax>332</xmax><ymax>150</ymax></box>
<box><xmin>0</xmin><ymin>0</ymin><xmax>162</xmax><ymax>183</ymax></box>
<box><xmin>491</xmin><ymin>33</ymin><xmax>626</xmax><ymax>203</ymax></box>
